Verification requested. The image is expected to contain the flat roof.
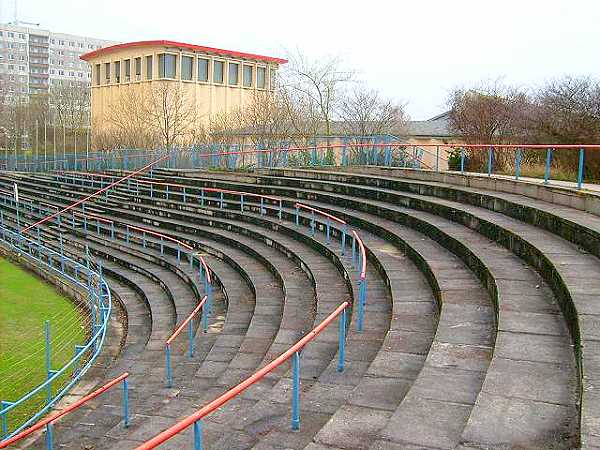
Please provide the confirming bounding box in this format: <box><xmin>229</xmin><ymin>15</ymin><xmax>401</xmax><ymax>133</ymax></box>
<box><xmin>80</xmin><ymin>40</ymin><xmax>287</xmax><ymax>64</ymax></box>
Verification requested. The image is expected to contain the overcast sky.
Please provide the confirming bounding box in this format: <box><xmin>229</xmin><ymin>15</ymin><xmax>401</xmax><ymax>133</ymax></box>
<box><xmin>3</xmin><ymin>0</ymin><xmax>599</xmax><ymax>119</ymax></box>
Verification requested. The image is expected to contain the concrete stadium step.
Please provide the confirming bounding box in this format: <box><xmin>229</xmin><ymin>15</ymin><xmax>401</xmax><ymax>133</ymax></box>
<box><xmin>137</xmin><ymin>175</ymin><xmax>496</xmax><ymax>449</ymax></box>
<box><xmin>155</xmin><ymin>171</ymin><xmax>579</xmax><ymax>449</ymax></box>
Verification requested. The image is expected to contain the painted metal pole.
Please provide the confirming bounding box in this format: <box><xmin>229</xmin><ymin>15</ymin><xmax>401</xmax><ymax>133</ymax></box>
<box><xmin>544</xmin><ymin>148</ymin><xmax>552</xmax><ymax>184</ymax></box>
<box><xmin>435</xmin><ymin>145</ymin><xmax>440</xmax><ymax>172</ymax></box>
<box><xmin>193</xmin><ymin>420</ymin><xmax>203</xmax><ymax>450</ymax></box>
<box><xmin>357</xmin><ymin>280</ymin><xmax>365</xmax><ymax>332</ymax></box>
<box><xmin>166</xmin><ymin>344</ymin><xmax>173</xmax><ymax>388</ymax></box>
<box><xmin>487</xmin><ymin>146</ymin><xmax>493</xmax><ymax>176</ymax></box>
<box><xmin>578</xmin><ymin>148</ymin><xmax>585</xmax><ymax>190</ymax></box>
<box><xmin>291</xmin><ymin>351</ymin><xmax>300</xmax><ymax>431</ymax></box>
<box><xmin>46</xmin><ymin>422</ymin><xmax>54</xmax><ymax>450</ymax></box>
<box><xmin>337</xmin><ymin>307</ymin><xmax>346</xmax><ymax>372</ymax></box>
<box><xmin>188</xmin><ymin>318</ymin><xmax>194</xmax><ymax>358</ymax></box>
<box><xmin>122</xmin><ymin>378</ymin><xmax>130</xmax><ymax>427</ymax></box>
<box><xmin>460</xmin><ymin>147</ymin><xmax>465</xmax><ymax>173</ymax></box>
<box><xmin>341</xmin><ymin>224</ymin><xmax>347</xmax><ymax>256</ymax></box>
<box><xmin>45</xmin><ymin>320</ymin><xmax>52</xmax><ymax>403</ymax></box>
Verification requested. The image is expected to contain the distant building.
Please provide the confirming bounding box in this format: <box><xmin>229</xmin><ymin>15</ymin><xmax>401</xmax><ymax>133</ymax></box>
<box><xmin>0</xmin><ymin>22</ymin><xmax>114</xmax><ymax>97</ymax></box>
<box><xmin>81</xmin><ymin>40</ymin><xmax>287</xmax><ymax>140</ymax></box>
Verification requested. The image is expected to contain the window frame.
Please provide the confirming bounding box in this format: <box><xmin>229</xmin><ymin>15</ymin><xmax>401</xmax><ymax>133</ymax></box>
<box><xmin>181</xmin><ymin>54</ymin><xmax>194</xmax><ymax>81</ymax></box>
<box><xmin>228</xmin><ymin>61</ymin><xmax>239</xmax><ymax>86</ymax></box>
<box><xmin>197</xmin><ymin>57</ymin><xmax>209</xmax><ymax>83</ymax></box>
<box><xmin>213</xmin><ymin>59</ymin><xmax>225</xmax><ymax>84</ymax></box>
<box><xmin>242</xmin><ymin>65</ymin><xmax>253</xmax><ymax>88</ymax></box>
<box><xmin>124</xmin><ymin>59</ymin><xmax>131</xmax><ymax>82</ymax></box>
<box><xmin>256</xmin><ymin>66</ymin><xmax>266</xmax><ymax>89</ymax></box>
<box><xmin>158</xmin><ymin>52</ymin><xmax>177</xmax><ymax>79</ymax></box>
<box><xmin>134</xmin><ymin>57</ymin><xmax>142</xmax><ymax>80</ymax></box>
<box><xmin>145</xmin><ymin>55</ymin><xmax>153</xmax><ymax>80</ymax></box>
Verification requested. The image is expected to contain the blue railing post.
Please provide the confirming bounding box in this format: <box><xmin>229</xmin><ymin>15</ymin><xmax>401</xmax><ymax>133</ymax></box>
<box><xmin>295</xmin><ymin>206</ymin><xmax>299</xmax><ymax>226</ymax></box>
<box><xmin>487</xmin><ymin>146</ymin><xmax>493</xmax><ymax>176</ymax></box>
<box><xmin>578</xmin><ymin>148</ymin><xmax>585</xmax><ymax>190</ymax></box>
<box><xmin>46</xmin><ymin>422</ymin><xmax>54</xmax><ymax>450</ymax></box>
<box><xmin>515</xmin><ymin>148</ymin><xmax>522</xmax><ymax>180</ymax></box>
<box><xmin>310</xmin><ymin>211</ymin><xmax>315</xmax><ymax>236</ymax></box>
<box><xmin>240</xmin><ymin>194</ymin><xmax>244</xmax><ymax>211</ymax></box>
<box><xmin>188</xmin><ymin>318</ymin><xmax>194</xmax><ymax>358</ymax></box>
<box><xmin>166</xmin><ymin>344</ymin><xmax>173</xmax><ymax>388</ymax></box>
<box><xmin>291</xmin><ymin>351</ymin><xmax>300</xmax><ymax>431</ymax></box>
<box><xmin>337</xmin><ymin>307</ymin><xmax>346</xmax><ymax>372</ymax></box>
<box><xmin>122</xmin><ymin>378</ymin><xmax>129</xmax><ymax>427</ymax></box>
<box><xmin>1</xmin><ymin>401</ymin><xmax>13</xmax><ymax>439</ymax></box>
<box><xmin>326</xmin><ymin>217</ymin><xmax>331</xmax><ymax>243</ymax></box>
<box><xmin>341</xmin><ymin>224</ymin><xmax>347</xmax><ymax>256</ymax></box>
<box><xmin>357</xmin><ymin>279</ymin><xmax>365</xmax><ymax>332</ymax></box>
<box><xmin>342</xmin><ymin>137</ymin><xmax>348</xmax><ymax>166</ymax></box>
<box><xmin>45</xmin><ymin>320</ymin><xmax>52</xmax><ymax>403</ymax></box>
<box><xmin>460</xmin><ymin>147</ymin><xmax>465</xmax><ymax>173</ymax></box>
<box><xmin>193</xmin><ymin>419</ymin><xmax>203</xmax><ymax>450</ymax></box>
<box><xmin>435</xmin><ymin>145</ymin><xmax>440</xmax><ymax>172</ymax></box>
<box><xmin>544</xmin><ymin>148</ymin><xmax>553</xmax><ymax>184</ymax></box>
<box><xmin>260</xmin><ymin>197</ymin><xmax>264</xmax><ymax>215</ymax></box>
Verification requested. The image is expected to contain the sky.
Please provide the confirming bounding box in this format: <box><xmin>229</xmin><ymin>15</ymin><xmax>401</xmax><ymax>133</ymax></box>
<box><xmin>3</xmin><ymin>0</ymin><xmax>599</xmax><ymax>120</ymax></box>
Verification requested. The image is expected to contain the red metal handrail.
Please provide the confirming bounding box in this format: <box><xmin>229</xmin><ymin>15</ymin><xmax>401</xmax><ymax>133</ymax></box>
<box><xmin>352</xmin><ymin>230</ymin><xmax>366</xmax><ymax>279</ymax></box>
<box><xmin>295</xmin><ymin>202</ymin><xmax>347</xmax><ymax>225</ymax></box>
<box><xmin>136</xmin><ymin>178</ymin><xmax>282</xmax><ymax>202</ymax></box>
<box><xmin>135</xmin><ymin>301</ymin><xmax>349</xmax><ymax>450</ymax></box>
<box><xmin>21</xmin><ymin>154</ymin><xmax>169</xmax><ymax>233</ymax></box>
<box><xmin>0</xmin><ymin>373</ymin><xmax>129</xmax><ymax>448</ymax></box>
<box><xmin>166</xmin><ymin>296</ymin><xmax>208</xmax><ymax>345</ymax></box>
<box><xmin>125</xmin><ymin>223</ymin><xmax>193</xmax><ymax>251</ymax></box>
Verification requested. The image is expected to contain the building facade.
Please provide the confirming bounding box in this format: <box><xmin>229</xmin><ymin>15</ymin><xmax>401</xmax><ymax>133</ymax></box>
<box><xmin>81</xmin><ymin>40</ymin><xmax>287</xmax><ymax>142</ymax></box>
<box><xmin>0</xmin><ymin>22</ymin><xmax>114</xmax><ymax>97</ymax></box>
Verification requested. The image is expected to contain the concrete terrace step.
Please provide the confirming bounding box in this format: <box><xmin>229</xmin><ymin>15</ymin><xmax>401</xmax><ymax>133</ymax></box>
<box><xmin>156</xmin><ymin>171</ymin><xmax>579</xmax><ymax>449</ymax></box>
<box><xmin>138</xmin><ymin>175</ymin><xmax>495</xmax><ymax>449</ymax></box>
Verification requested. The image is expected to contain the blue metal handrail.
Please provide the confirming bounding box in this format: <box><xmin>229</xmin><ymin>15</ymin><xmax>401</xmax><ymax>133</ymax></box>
<box><xmin>0</xmin><ymin>223</ymin><xmax>112</xmax><ymax>441</ymax></box>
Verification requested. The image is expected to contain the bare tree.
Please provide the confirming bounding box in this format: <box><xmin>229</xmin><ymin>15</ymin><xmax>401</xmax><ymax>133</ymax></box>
<box><xmin>145</xmin><ymin>82</ymin><xmax>198</xmax><ymax>149</ymax></box>
<box><xmin>283</xmin><ymin>50</ymin><xmax>354</xmax><ymax>137</ymax></box>
<box><xmin>447</xmin><ymin>79</ymin><xmax>528</xmax><ymax>144</ymax></box>
<box><xmin>339</xmin><ymin>85</ymin><xmax>408</xmax><ymax>136</ymax></box>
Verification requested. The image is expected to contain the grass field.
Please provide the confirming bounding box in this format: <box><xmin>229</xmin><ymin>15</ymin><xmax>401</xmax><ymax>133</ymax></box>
<box><xmin>0</xmin><ymin>257</ymin><xmax>85</xmax><ymax>434</ymax></box>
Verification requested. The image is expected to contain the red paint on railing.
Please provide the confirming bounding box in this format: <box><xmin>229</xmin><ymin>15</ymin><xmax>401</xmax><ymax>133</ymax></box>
<box><xmin>166</xmin><ymin>296</ymin><xmax>208</xmax><ymax>345</ymax></box>
<box><xmin>21</xmin><ymin>154</ymin><xmax>169</xmax><ymax>233</ymax></box>
<box><xmin>125</xmin><ymin>223</ymin><xmax>193</xmax><ymax>251</ymax></box>
<box><xmin>295</xmin><ymin>202</ymin><xmax>347</xmax><ymax>225</ymax></box>
<box><xmin>352</xmin><ymin>230</ymin><xmax>366</xmax><ymax>279</ymax></box>
<box><xmin>0</xmin><ymin>373</ymin><xmax>129</xmax><ymax>449</ymax></box>
<box><xmin>135</xmin><ymin>302</ymin><xmax>350</xmax><ymax>450</ymax></box>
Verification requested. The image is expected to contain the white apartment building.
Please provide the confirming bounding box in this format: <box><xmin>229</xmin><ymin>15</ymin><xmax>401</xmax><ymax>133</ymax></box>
<box><xmin>0</xmin><ymin>22</ymin><xmax>114</xmax><ymax>97</ymax></box>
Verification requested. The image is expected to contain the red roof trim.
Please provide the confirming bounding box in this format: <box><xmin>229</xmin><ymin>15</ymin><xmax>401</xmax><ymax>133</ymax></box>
<box><xmin>80</xmin><ymin>40</ymin><xmax>287</xmax><ymax>64</ymax></box>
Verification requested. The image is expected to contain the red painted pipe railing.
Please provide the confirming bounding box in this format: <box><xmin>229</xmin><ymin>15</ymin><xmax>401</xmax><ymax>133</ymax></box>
<box><xmin>166</xmin><ymin>295</ymin><xmax>208</xmax><ymax>346</ymax></box>
<box><xmin>135</xmin><ymin>302</ymin><xmax>349</xmax><ymax>450</ymax></box>
<box><xmin>21</xmin><ymin>154</ymin><xmax>169</xmax><ymax>233</ymax></box>
<box><xmin>352</xmin><ymin>230</ymin><xmax>366</xmax><ymax>280</ymax></box>
<box><xmin>0</xmin><ymin>372</ymin><xmax>129</xmax><ymax>449</ymax></box>
<box><xmin>295</xmin><ymin>202</ymin><xmax>347</xmax><ymax>225</ymax></box>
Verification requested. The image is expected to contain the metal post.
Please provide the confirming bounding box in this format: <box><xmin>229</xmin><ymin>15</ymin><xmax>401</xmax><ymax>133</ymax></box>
<box><xmin>357</xmin><ymin>280</ymin><xmax>365</xmax><ymax>332</ymax></box>
<box><xmin>337</xmin><ymin>307</ymin><xmax>346</xmax><ymax>372</ymax></box>
<box><xmin>291</xmin><ymin>351</ymin><xmax>300</xmax><ymax>431</ymax></box>
<box><xmin>515</xmin><ymin>148</ymin><xmax>522</xmax><ymax>180</ymax></box>
<box><xmin>310</xmin><ymin>211</ymin><xmax>315</xmax><ymax>236</ymax></box>
<box><xmin>544</xmin><ymin>148</ymin><xmax>552</xmax><ymax>184</ymax></box>
<box><xmin>188</xmin><ymin>318</ymin><xmax>195</xmax><ymax>358</ymax></box>
<box><xmin>341</xmin><ymin>224</ymin><xmax>347</xmax><ymax>255</ymax></box>
<box><xmin>45</xmin><ymin>320</ymin><xmax>52</xmax><ymax>403</ymax></box>
<box><xmin>46</xmin><ymin>422</ymin><xmax>54</xmax><ymax>450</ymax></box>
<box><xmin>487</xmin><ymin>146</ymin><xmax>493</xmax><ymax>176</ymax></box>
<box><xmin>326</xmin><ymin>217</ymin><xmax>331</xmax><ymax>243</ymax></box>
<box><xmin>122</xmin><ymin>378</ymin><xmax>129</xmax><ymax>427</ymax></box>
<box><xmin>193</xmin><ymin>420</ymin><xmax>203</xmax><ymax>450</ymax></box>
<box><xmin>577</xmin><ymin>148</ymin><xmax>585</xmax><ymax>190</ymax></box>
<box><xmin>460</xmin><ymin>147</ymin><xmax>465</xmax><ymax>173</ymax></box>
<box><xmin>166</xmin><ymin>344</ymin><xmax>173</xmax><ymax>387</ymax></box>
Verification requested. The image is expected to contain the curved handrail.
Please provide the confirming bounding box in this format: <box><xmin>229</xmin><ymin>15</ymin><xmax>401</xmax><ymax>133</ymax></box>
<box><xmin>0</xmin><ymin>373</ymin><xmax>129</xmax><ymax>449</ymax></box>
<box><xmin>294</xmin><ymin>202</ymin><xmax>347</xmax><ymax>225</ymax></box>
<box><xmin>0</xmin><ymin>223</ymin><xmax>112</xmax><ymax>440</ymax></box>
<box><xmin>166</xmin><ymin>296</ymin><xmax>208</xmax><ymax>346</ymax></box>
<box><xmin>21</xmin><ymin>153</ymin><xmax>169</xmax><ymax>233</ymax></box>
<box><xmin>136</xmin><ymin>301</ymin><xmax>350</xmax><ymax>450</ymax></box>
<box><xmin>352</xmin><ymin>230</ymin><xmax>367</xmax><ymax>280</ymax></box>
